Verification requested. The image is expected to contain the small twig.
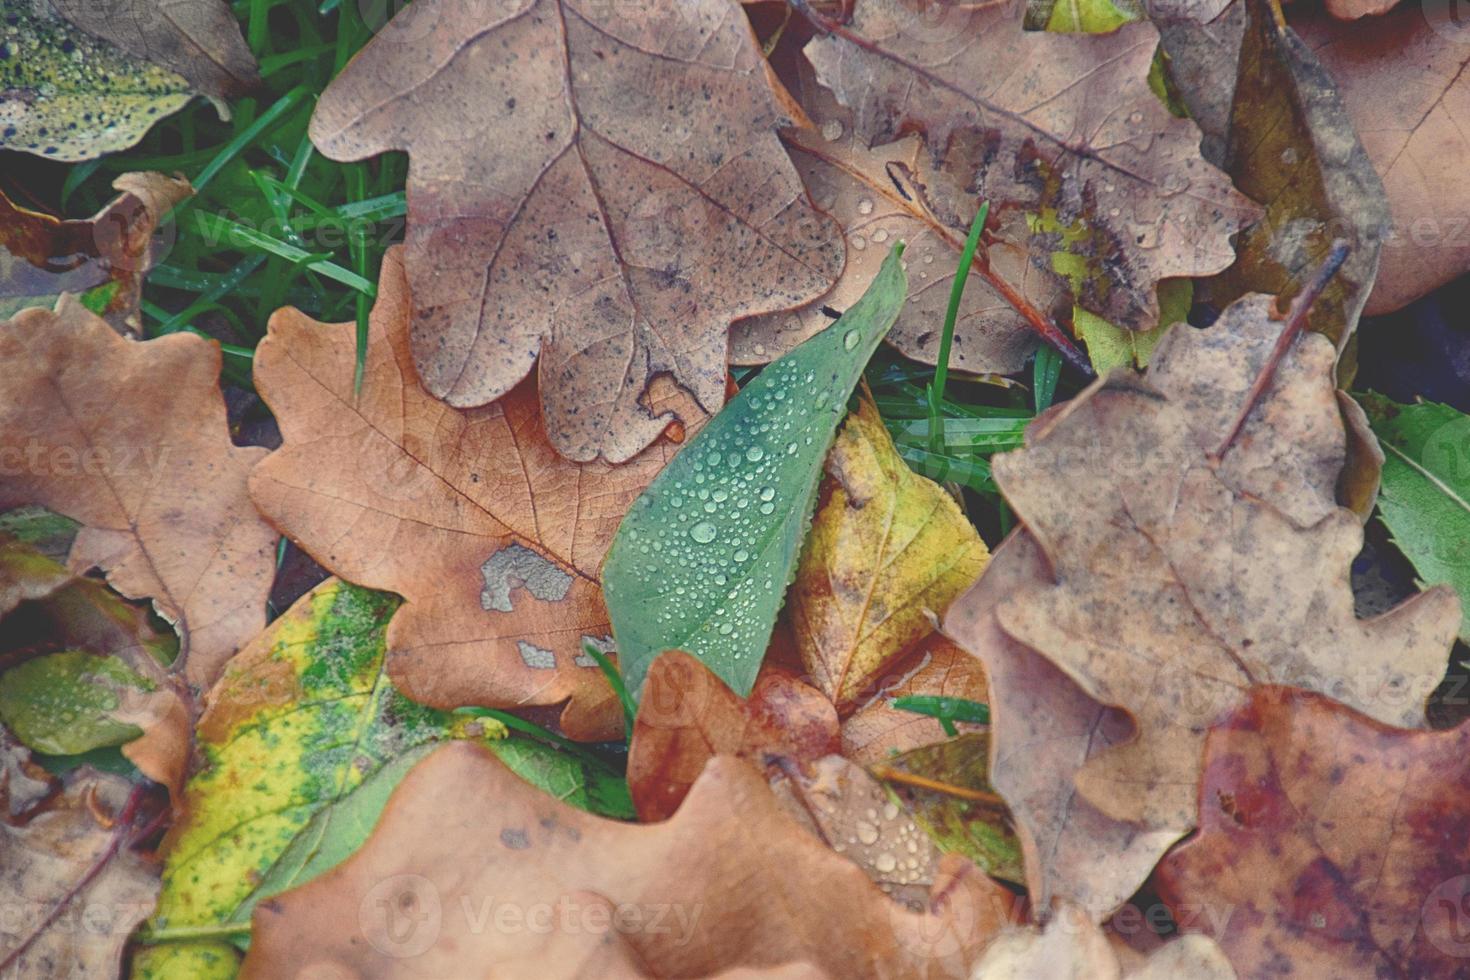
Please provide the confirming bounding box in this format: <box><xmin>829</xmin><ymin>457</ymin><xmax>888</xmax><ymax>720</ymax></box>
<box><xmin>869</xmin><ymin>765</ymin><xmax>1007</xmax><ymax>807</ymax></box>
<box><xmin>1210</xmin><ymin>240</ymin><xmax>1351</xmax><ymax>462</ymax></box>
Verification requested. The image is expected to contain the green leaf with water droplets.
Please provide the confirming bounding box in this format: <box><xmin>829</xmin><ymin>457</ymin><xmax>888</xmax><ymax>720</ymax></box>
<box><xmin>605</xmin><ymin>244</ymin><xmax>909</xmax><ymax>703</ymax></box>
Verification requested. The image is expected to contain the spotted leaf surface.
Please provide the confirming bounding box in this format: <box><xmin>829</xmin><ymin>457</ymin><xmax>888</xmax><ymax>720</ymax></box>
<box><xmin>134</xmin><ymin>578</ymin><xmax>629</xmax><ymax>978</ymax></box>
<box><xmin>605</xmin><ymin>245</ymin><xmax>908</xmax><ymax>702</ymax></box>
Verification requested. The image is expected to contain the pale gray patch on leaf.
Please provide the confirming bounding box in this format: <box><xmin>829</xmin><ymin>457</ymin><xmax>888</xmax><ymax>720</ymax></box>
<box><xmin>480</xmin><ymin>544</ymin><xmax>573</xmax><ymax>613</ymax></box>
<box><xmin>576</xmin><ymin>634</ymin><xmax>614</xmax><ymax>668</ymax></box>
<box><xmin>517</xmin><ymin>641</ymin><xmax>556</xmax><ymax>670</ymax></box>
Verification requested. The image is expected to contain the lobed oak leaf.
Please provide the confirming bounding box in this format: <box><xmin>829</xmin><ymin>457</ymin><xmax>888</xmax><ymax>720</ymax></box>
<box><xmin>801</xmin><ymin>0</ymin><xmax>1259</xmax><ymax>339</ymax></box>
<box><xmin>791</xmin><ymin>397</ymin><xmax>990</xmax><ymax>709</ymax></box>
<box><xmin>732</xmin><ymin>44</ymin><xmax>1059</xmax><ymax>374</ymax></box>
<box><xmin>1154</xmin><ymin>686</ymin><xmax>1470</xmax><ymax>977</ymax></box>
<box><xmin>945</xmin><ymin>291</ymin><xmax>1457</xmax><ymax>918</ymax></box>
<box><xmin>0</xmin><ymin>299</ymin><xmax>278</xmax><ymax>692</ymax></box>
<box><xmin>242</xmin><ymin>743</ymin><xmax>1018</xmax><ymax>978</ymax></box>
<box><xmin>249</xmin><ymin>247</ymin><xmax>696</xmax><ymax>741</ymax></box>
<box><xmin>627</xmin><ymin>649</ymin><xmax>840</xmax><ymax>822</ymax></box>
<box><xmin>308</xmin><ymin>0</ymin><xmax>844</xmax><ymax>462</ymax></box>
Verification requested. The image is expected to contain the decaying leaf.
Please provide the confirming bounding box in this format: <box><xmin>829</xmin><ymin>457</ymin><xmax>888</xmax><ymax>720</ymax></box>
<box><xmin>946</xmin><ymin>291</ymin><xmax>1458</xmax><ymax>917</ymax></box>
<box><xmin>627</xmin><ymin>650</ymin><xmax>839</xmax><ymax>822</ymax></box>
<box><xmin>841</xmin><ymin>633</ymin><xmax>991</xmax><ymax>765</ymax></box>
<box><xmin>249</xmin><ymin>248</ymin><xmax>697</xmax><ymax>740</ymax></box>
<box><xmin>972</xmin><ymin>900</ymin><xmax>1236</xmax><ymax>979</ymax></box>
<box><xmin>244</xmin><ymin>743</ymin><xmax>1017</xmax><ymax>978</ymax></box>
<box><xmin>0</xmin><ymin>0</ymin><xmax>259</xmax><ymax>160</ymax></box>
<box><xmin>308</xmin><ymin>0</ymin><xmax>844</xmax><ymax>462</ymax></box>
<box><xmin>0</xmin><ymin>768</ymin><xmax>159</xmax><ymax>977</ymax></box>
<box><xmin>605</xmin><ymin>245</ymin><xmax>907</xmax><ymax>704</ymax></box>
<box><xmin>1154</xmin><ymin>686</ymin><xmax>1470</xmax><ymax>977</ymax></box>
<box><xmin>0</xmin><ymin>299</ymin><xmax>277</xmax><ymax>692</ymax></box>
<box><xmin>875</xmin><ymin>734</ymin><xmax>1024</xmax><ymax>884</ymax></box>
<box><xmin>0</xmin><ymin>727</ymin><xmax>57</xmax><ymax>822</ymax></box>
<box><xmin>1360</xmin><ymin>395</ymin><xmax>1470</xmax><ymax>643</ymax></box>
<box><xmin>791</xmin><ymin>397</ymin><xmax>990</xmax><ymax>709</ymax></box>
<box><xmin>803</xmin><ymin>0</ymin><xmax>1258</xmax><ymax>340</ymax></box>
<box><xmin>732</xmin><ymin>43</ymin><xmax>1056</xmax><ymax>374</ymax></box>
<box><xmin>769</xmin><ymin>753</ymin><xmax>942</xmax><ymax>907</ymax></box>
<box><xmin>135</xmin><ymin>578</ymin><xmax>630</xmax><ymax>978</ymax></box>
<box><xmin>1187</xmin><ymin>0</ymin><xmax>1388</xmax><ymax>350</ymax></box>
<box><xmin>0</xmin><ymin>173</ymin><xmax>192</xmax><ymax>334</ymax></box>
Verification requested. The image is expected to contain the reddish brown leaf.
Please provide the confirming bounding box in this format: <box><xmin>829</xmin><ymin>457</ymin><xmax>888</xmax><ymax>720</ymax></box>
<box><xmin>627</xmin><ymin>650</ymin><xmax>839</xmax><ymax>821</ymax></box>
<box><xmin>1155</xmin><ymin>686</ymin><xmax>1470</xmax><ymax>978</ymax></box>
<box><xmin>841</xmin><ymin>633</ymin><xmax>990</xmax><ymax>766</ymax></box>
<box><xmin>0</xmin><ymin>299</ymin><xmax>277</xmax><ymax>691</ymax></box>
<box><xmin>308</xmin><ymin>0</ymin><xmax>844</xmax><ymax>462</ymax></box>
<box><xmin>249</xmin><ymin>248</ymin><xmax>698</xmax><ymax>740</ymax></box>
<box><xmin>0</xmin><ymin>173</ymin><xmax>192</xmax><ymax>335</ymax></box>
<box><xmin>243</xmin><ymin>743</ymin><xmax>1016</xmax><ymax>978</ymax></box>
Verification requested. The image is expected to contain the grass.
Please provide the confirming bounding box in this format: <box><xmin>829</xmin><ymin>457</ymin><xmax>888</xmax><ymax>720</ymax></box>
<box><xmin>30</xmin><ymin>0</ymin><xmax>1076</xmax><ymax>539</ymax></box>
<box><xmin>56</xmin><ymin>0</ymin><xmax>406</xmax><ymax>391</ymax></box>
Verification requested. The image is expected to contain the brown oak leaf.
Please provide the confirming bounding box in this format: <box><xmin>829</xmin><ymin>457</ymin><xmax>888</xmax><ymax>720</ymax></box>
<box><xmin>945</xmin><ymin>291</ymin><xmax>1458</xmax><ymax>918</ymax></box>
<box><xmin>0</xmin><ymin>299</ymin><xmax>277</xmax><ymax>691</ymax></box>
<box><xmin>242</xmin><ymin>743</ymin><xmax>1017</xmax><ymax>978</ymax></box>
<box><xmin>1154</xmin><ymin>686</ymin><xmax>1470</xmax><ymax>978</ymax></box>
<box><xmin>0</xmin><ymin>769</ymin><xmax>160</xmax><ymax>977</ymax></box>
<box><xmin>0</xmin><ymin>172</ymin><xmax>192</xmax><ymax>335</ymax></box>
<box><xmin>308</xmin><ymin>0</ymin><xmax>844</xmax><ymax>462</ymax></box>
<box><xmin>249</xmin><ymin>247</ymin><xmax>697</xmax><ymax>741</ymax></box>
<box><xmin>627</xmin><ymin>649</ymin><xmax>840</xmax><ymax>821</ymax></box>
<box><xmin>802</xmin><ymin>0</ymin><xmax>1259</xmax><ymax>338</ymax></box>
<box><xmin>732</xmin><ymin>38</ymin><xmax>1063</xmax><ymax>374</ymax></box>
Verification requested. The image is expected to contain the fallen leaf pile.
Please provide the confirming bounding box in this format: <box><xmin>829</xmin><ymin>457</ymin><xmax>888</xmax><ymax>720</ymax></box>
<box><xmin>4</xmin><ymin>0</ymin><xmax>1469</xmax><ymax>976</ymax></box>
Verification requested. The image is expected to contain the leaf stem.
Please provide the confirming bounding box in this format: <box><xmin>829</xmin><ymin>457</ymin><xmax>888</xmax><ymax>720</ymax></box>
<box><xmin>1210</xmin><ymin>239</ymin><xmax>1351</xmax><ymax>461</ymax></box>
<box><xmin>134</xmin><ymin>921</ymin><xmax>253</xmax><ymax>945</ymax></box>
<box><xmin>869</xmin><ymin>766</ymin><xmax>1007</xmax><ymax>807</ymax></box>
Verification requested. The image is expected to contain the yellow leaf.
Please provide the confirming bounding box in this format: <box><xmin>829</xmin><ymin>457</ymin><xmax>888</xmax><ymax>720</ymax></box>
<box><xmin>791</xmin><ymin>399</ymin><xmax>990</xmax><ymax>708</ymax></box>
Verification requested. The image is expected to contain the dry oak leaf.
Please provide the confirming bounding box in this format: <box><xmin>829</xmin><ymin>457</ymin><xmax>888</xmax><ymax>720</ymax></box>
<box><xmin>988</xmin><ymin>340</ymin><xmax>1461</xmax><ymax>831</ymax></box>
<box><xmin>627</xmin><ymin>649</ymin><xmax>839</xmax><ymax>821</ymax></box>
<box><xmin>249</xmin><ymin>247</ymin><xmax>696</xmax><ymax>742</ymax></box>
<box><xmin>971</xmin><ymin>900</ymin><xmax>1235</xmax><ymax>979</ymax></box>
<box><xmin>0</xmin><ymin>172</ymin><xmax>193</xmax><ymax>335</ymax></box>
<box><xmin>945</xmin><ymin>292</ymin><xmax>1449</xmax><ymax>919</ymax></box>
<box><xmin>791</xmin><ymin>397</ymin><xmax>990</xmax><ymax>710</ymax></box>
<box><xmin>731</xmin><ymin>38</ymin><xmax>1054</xmax><ymax>375</ymax></box>
<box><xmin>0</xmin><ymin>769</ymin><xmax>159</xmax><ymax>977</ymax></box>
<box><xmin>841</xmin><ymin>632</ymin><xmax>991</xmax><ymax>766</ymax></box>
<box><xmin>1154</xmin><ymin>686</ymin><xmax>1470</xmax><ymax>978</ymax></box>
<box><xmin>43</xmin><ymin>0</ymin><xmax>262</xmax><ymax>105</ymax></box>
<box><xmin>0</xmin><ymin>299</ymin><xmax>277</xmax><ymax>690</ymax></box>
<box><xmin>308</xmin><ymin>0</ymin><xmax>844</xmax><ymax>463</ymax></box>
<box><xmin>243</xmin><ymin>743</ymin><xmax>1018</xmax><ymax>979</ymax></box>
<box><xmin>803</xmin><ymin>0</ymin><xmax>1259</xmax><ymax>337</ymax></box>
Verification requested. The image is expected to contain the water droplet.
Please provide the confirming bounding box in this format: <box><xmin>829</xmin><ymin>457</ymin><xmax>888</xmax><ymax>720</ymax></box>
<box><xmin>851</xmin><ymin>235</ymin><xmax>867</xmax><ymax>251</ymax></box>
<box><xmin>856</xmin><ymin>821</ymin><xmax>880</xmax><ymax>845</ymax></box>
<box><xmin>857</xmin><ymin>198</ymin><xmax>874</xmax><ymax>215</ymax></box>
<box><xmin>690</xmin><ymin>521</ymin><xmax>717</xmax><ymax>544</ymax></box>
<box><xmin>872</xmin><ymin>228</ymin><xmax>889</xmax><ymax>243</ymax></box>
<box><xmin>883</xmin><ymin>802</ymin><xmax>900</xmax><ymax>821</ymax></box>
<box><xmin>821</xmin><ymin>118</ymin><xmax>844</xmax><ymax>142</ymax></box>
<box><xmin>1129</xmin><ymin>111</ymin><xmax>1143</xmax><ymax>124</ymax></box>
<box><xmin>843</xmin><ymin>330</ymin><xmax>860</xmax><ymax>350</ymax></box>
<box><xmin>874</xmin><ymin>853</ymin><xmax>897</xmax><ymax>873</ymax></box>
<box><xmin>733</xmin><ymin>548</ymin><xmax>750</xmax><ymax>563</ymax></box>
<box><xmin>746</xmin><ymin>446</ymin><xmax>764</xmax><ymax>462</ymax></box>
<box><xmin>760</xmin><ymin>486</ymin><xmax>776</xmax><ymax>501</ymax></box>
<box><xmin>718</xmin><ymin>622</ymin><xmax>734</xmax><ymax>635</ymax></box>
<box><xmin>759</xmin><ymin>502</ymin><xmax>775</xmax><ymax>515</ymax></box>
<box><xmin>786</xmin><ymin>442</ymin><xmax>798</xmax><ymax>454</ymax></box>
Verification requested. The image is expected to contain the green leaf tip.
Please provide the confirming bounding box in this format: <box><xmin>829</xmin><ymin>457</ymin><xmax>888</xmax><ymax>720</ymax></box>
<box><xmin>604</xmin><ymin>245</ymin><xmax>909</xmax><ymax>703</ymax></box>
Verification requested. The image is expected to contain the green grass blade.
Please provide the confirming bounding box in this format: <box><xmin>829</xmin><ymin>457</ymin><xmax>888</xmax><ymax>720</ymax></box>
<box><xmin>927</xmin><ymin>200</ymin><xmax>990</xmax><ymax>452</ymax></box>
